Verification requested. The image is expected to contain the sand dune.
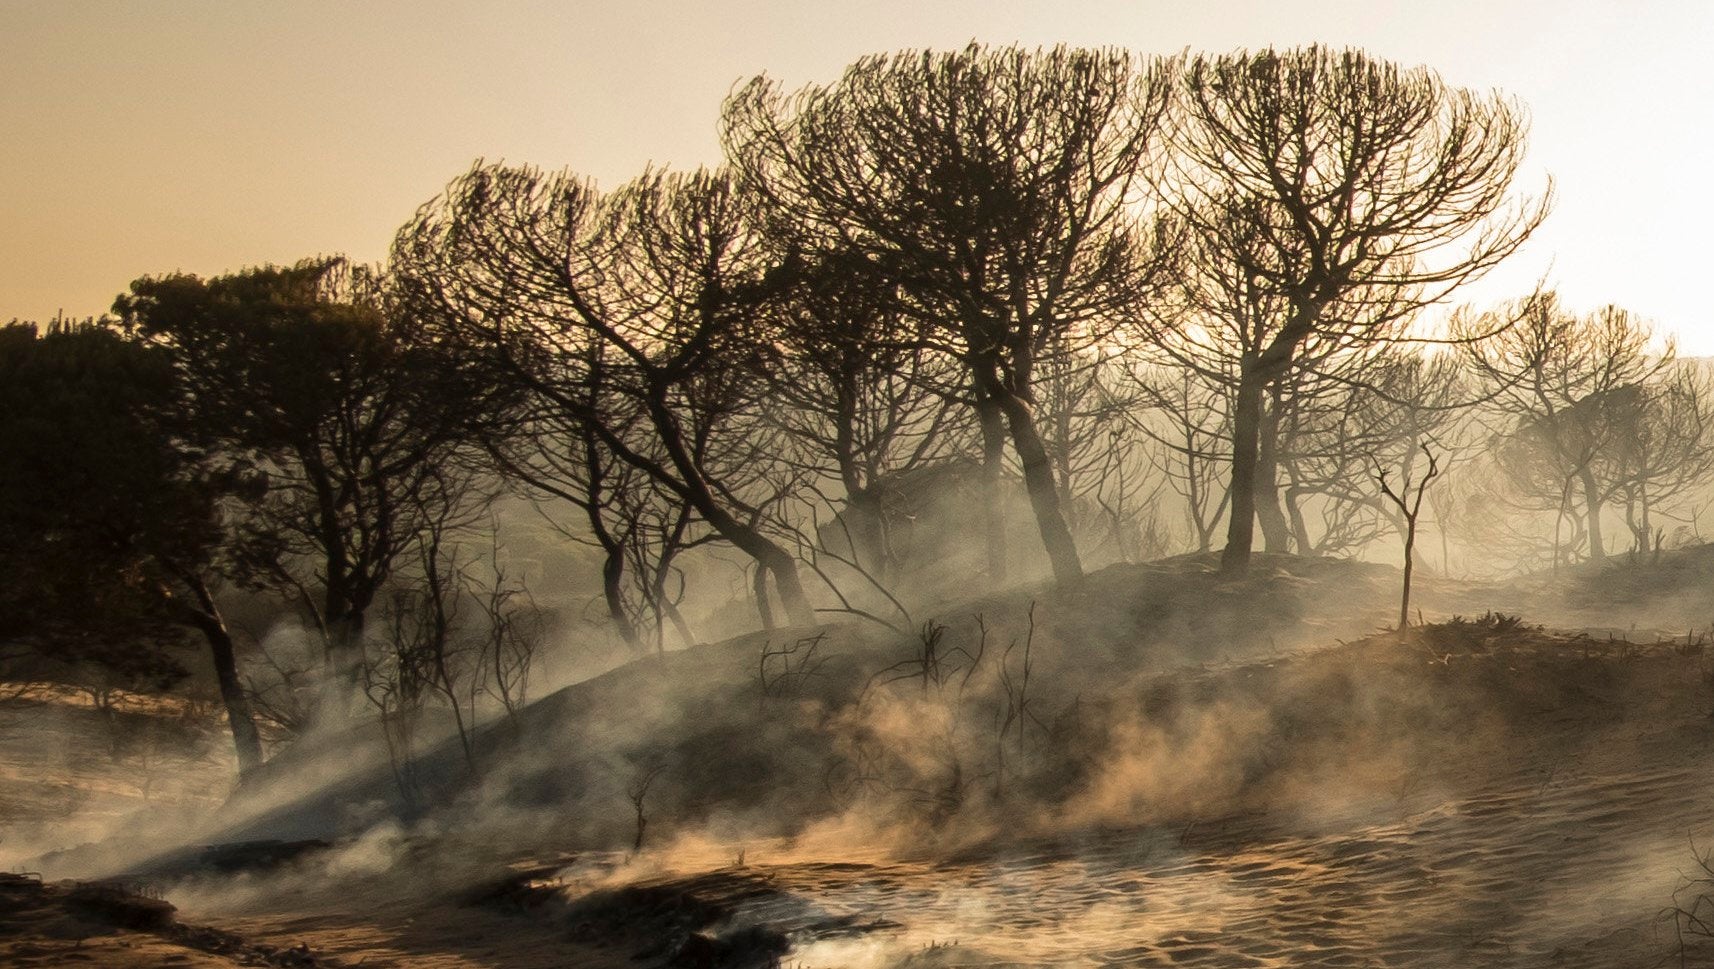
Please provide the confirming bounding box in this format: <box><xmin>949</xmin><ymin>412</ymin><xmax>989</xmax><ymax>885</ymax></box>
<box><xmin>462</xmin><ymin>627</ymin><xmax>1714</xmax><ymax>968</ymax></box>
<box><xmin>10</xmin><ymin>553</ymin><xmax>1714</xmax><ymax>968</ymax></box>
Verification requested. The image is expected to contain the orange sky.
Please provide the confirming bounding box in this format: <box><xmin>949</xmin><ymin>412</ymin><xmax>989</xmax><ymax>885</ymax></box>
<box><xmin>2</xmin><ymin>0</ymin><xmax>1709</xmax><ymax>351</ymax></box>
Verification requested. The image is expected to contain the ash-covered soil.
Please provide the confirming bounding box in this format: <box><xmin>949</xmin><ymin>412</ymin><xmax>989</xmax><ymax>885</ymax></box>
<box><xmin>0</xmin><ymin>870</ymin><xmax>338</xmax><ymax>967</ymax></box>
<box><xmin>8</xmin><ymin>552</ymin><xmax>1714</xmax><ymax>968</ymax></box>
<box><xmin>444</xmin><ymin>622</ymin><xmax>1714</xmax><ymax>968</ymax></box>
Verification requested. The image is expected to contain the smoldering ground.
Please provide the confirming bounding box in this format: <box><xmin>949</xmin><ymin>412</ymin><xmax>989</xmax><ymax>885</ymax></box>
<box><xmin>12</xmin><ymin>552</ymin><xmax>1714</xmax><ymax>967</ymax></box>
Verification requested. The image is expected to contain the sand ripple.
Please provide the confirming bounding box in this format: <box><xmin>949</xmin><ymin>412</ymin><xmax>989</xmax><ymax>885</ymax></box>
<box><xmin>595</xmin><ymin>760</ymin><xmax>1714</xmax><ymax>968</ymax></box>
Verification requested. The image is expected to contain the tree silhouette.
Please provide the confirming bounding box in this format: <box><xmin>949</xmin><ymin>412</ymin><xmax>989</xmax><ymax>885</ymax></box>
<box><xmin>1144</xmin><ymin>46</ymin><xmax>1550</xmax><ymax>575</ymax></box>
<box><xmin>1610</xmin><ymin>364</ymin><xmax>1714</xmax><ymax>555</ymax></box>
<box><xmin>395</xmin><ymin>165</ymin><xmax>818</xmax><ymax>628</ymax></box>
<box><xmin>1375</xmin><ymin>444</ymin><xmax>1442</xmax><ymax>630</ymax></box>
<box><xmin>0</xmin><ymin>319</ymin><xmax>263</xmax><ymax>776</ymax></box>
<box><xmin>115</xmin><ymin>259</ymin><xmax>499</xmax><ymax>690</ymax></box>
<box><xmin>726</xmin><ymin>43</ymin><xmax>1177</xmax><ymax>586</ymax></box>
<box><xmin>1460</xmin><ymin>294</ymin><xmax>1680</xmax><ymax>566</ymax></box>
<box><xmin>756</xmin><ymin>246</ymin><xmax>970</xmax><ymax>583</ymax></box>
<box><xmin>1271</xmin><ymin>350</ymin><xmax>1468</xmax><ymax>558</ymax></box>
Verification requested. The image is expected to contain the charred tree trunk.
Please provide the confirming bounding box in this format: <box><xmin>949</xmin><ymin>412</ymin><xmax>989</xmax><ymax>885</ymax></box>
<box><xmin>176</xmin><ymin>575</ymin><xmax>263</xmax><ymax>779</ymax></box>
<box><xmin>1285</xmin><ymin>485</ymin><xmax>1314</xmax><ymax>555</ymax></box>
<box><xmin>1219</xmin><ymin>304</ymin><xmax>1324</xmax><ymax>576</ymax></box>
<box><xmin>640</xmin><ymin>394</ymin><xmax>816</xmax><ymax>627</ymax></box>
<box><xmin>993</xmin><ymin>389</ymin><xmax>1084</xmax><ymax>585</ymax></box>
<box><xmin>1255</xmin><ymin>395</ymin><xmax>1292</xmax><ymax>554</ymax></box>
<box><xmin>1221</xmin><ymin>368</ymin><xmax>1266</xmax><ymax>576</ymax></box>
<box><xmin>600</xmin><ymin>543</ymin><xmax>639</xmax><ymax>650</ymax></box>
<box><xmin>1398</xmin><ymin>518</ymin><xmax>1419</xmax><ymax>630</ymax></box>
<box><xmin>323</xmin><ymin>608</ymin><xmax>367</xmax><ymax>691</ymax></box>
<box><xmin>834</xmin><ymin>390</ymin><xmax>889</xmax><ymax>580</ymax></box>
<box><xmin>1580</xmin><ymin>467</ymin><xmax>1607</xmax><ymax>564</ymax></box>
<box><xmin>663</xmin><ymin>600</ymin><xmax>696</xmax><ymax>648</ymax></box>
<box><xmin>305</xmin><ymin>457</ymin><xmax>374</xmax><ymax>686</ymax></box>
<box><xmin>1623</xmin><ymin>491</ymin><xmax>1644</xmax><ymax>554</ymax></box>
<box><xmin>582</xmin><ymin>431</ymin><xmax>642</xmax><ymax>651</ymax></box>
<box><xmin>1375</xmin><ymin>446</ymin><xmax>1440</xmax><ymax>633</ymax></box>
<box><xmin>752</xmin><ymin>563</ymin><xmax>776</xmax><ymax>631</ymax></box>
<box><xmin>976</xmin><ymin>392</ymin><xmax>1010</xmax><ymax>583</ymax></box>
<box><xmin>765</xmin><ymin>551</ymin><xmax>815</xmax><ymax>627</ymax></box>
<box><xmin>843</xmin><ymin>487</ymin><xmax>889</xmax><ymax>580</ymax></box>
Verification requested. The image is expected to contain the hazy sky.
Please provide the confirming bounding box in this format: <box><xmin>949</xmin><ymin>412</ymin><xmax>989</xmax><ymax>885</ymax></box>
<box><xmin>3</xmin><ymin>1</ymin><xmax>1710</xmax><ymax>350</ymax></box>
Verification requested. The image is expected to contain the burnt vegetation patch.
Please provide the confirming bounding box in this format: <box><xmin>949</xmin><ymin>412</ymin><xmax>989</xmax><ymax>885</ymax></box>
<box><xmin>0</xmin><ymin>872</ymin><xmax>335</xmax><ymax>967</ymax></box>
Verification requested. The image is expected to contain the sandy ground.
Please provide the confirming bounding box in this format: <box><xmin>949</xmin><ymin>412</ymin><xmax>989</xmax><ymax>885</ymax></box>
<box><xmin>0</xmin><ymin>879</ymin><xmax>239</xmax><ymax>968</ymax></box>
<box><xmin>142</xmin><ymin>628</ymin><xmax>1714</xmax><ymax>967</ymax></box>
<box><xmin>7</xmin><ymin>555</ymin><xmax>1714</xmax><ymax>967</ymax></box>
<box><xmin>0</xmin><ymin>685</ymin><xmax>233</xmax><ymax>853</ymax></box>
<box><xmin>417</xmin><ymin>626</ymin><xmax>1714</xmax><ymax>968</ymax></box>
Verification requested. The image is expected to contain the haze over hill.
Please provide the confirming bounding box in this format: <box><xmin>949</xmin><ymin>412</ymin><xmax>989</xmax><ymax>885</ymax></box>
<box><xmin>9</xmin><ymin>550</ymin><xmax>1714</xmax><ymax>967</ymax></box>
<box><xmin>5</xmin><ymin>32</ymin><xmax>1714</xmax><ymax>969</ymax></box>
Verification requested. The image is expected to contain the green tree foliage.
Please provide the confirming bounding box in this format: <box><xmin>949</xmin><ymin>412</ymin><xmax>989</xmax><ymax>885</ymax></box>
<box><xmin>0</xmin><ymin>319</ymin><xmax>264</xmax><ymax>774</ymax></box>
<box><xmin>114</xmin><ymin>258</ymin><xmax>500</xmax><ymax>685</ymax></box>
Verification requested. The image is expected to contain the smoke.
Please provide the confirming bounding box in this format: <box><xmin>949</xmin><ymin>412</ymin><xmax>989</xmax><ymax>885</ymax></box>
<box><xmin>0</xmin><ymin>683</ymin><xmax>236</xmax><ymax>876</ymax></box>
<box><xmin>0</xmin><ymin>556</ymin><xmax>1479</xmax><ymax>873</ymax></box>
<box><xmin>12</xmin><ymin>545</ymin><xmax>1714</xmax><ymax>968</ymax></box>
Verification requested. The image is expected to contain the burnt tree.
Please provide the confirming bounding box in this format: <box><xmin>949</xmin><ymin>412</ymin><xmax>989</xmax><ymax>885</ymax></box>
<box><xmin>726</xmin><ymin>44</ymin><xmax>1177</xmax><ymax>586</ymax></box>
<box><xmin>1146</xmin><ymin>46</ymin><xmax>1549</xmax><ymax>575</ymax></box>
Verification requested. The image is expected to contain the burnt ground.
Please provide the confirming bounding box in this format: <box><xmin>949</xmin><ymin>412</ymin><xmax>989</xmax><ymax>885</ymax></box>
<box><xmin>8</xmin><ymin>551</ymin><xmax>1714</xmax><ymax>967</ymax></box>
